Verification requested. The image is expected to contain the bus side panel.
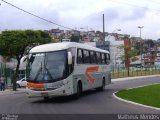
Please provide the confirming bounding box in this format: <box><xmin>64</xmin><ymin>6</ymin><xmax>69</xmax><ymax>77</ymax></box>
<box><xmin>72</xmin><ymin>65</ymin><xmax>105</xmax><ymax>94</ymax></box>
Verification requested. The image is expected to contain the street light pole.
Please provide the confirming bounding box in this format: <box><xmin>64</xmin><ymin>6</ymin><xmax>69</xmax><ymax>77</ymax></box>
<box><xmin>138</xmin><ymin>26</ymin><xmax>144</xmax><ymax>67</ymax></box>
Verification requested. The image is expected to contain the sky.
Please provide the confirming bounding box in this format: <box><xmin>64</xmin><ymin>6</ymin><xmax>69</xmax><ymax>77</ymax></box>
<box><xmin>0</xmin><ymin>0</ymin><xmax>160</xmax><ymax>40</ymax></box>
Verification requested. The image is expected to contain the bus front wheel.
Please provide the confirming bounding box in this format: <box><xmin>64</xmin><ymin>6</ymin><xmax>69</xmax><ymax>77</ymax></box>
<box><xmin>73</xmin><ymin>82</ymin><xmax>82</xmax><ymax>99</ymax></box>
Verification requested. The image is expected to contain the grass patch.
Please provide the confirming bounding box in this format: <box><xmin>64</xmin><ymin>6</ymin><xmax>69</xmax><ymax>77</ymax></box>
<box><xmin>115</xmin><ymin>84</ymin><xmax>160</xmax><ymax>108</ymax></box>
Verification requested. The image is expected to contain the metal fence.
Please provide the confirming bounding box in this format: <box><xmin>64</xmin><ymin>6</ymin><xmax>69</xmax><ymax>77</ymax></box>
<box><xmin>111</xmin><ymin>64</ymin><xmax>160</xmax><ymax>79</ymax></box>
<box><xmin>0</xmin><ymin>63</ymin><xmax>14</xmax><ymax>87</ymax></box>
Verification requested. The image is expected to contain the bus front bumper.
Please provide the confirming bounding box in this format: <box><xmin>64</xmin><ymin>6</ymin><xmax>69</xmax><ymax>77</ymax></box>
<box><xmin>26</xmin><ymin>86</ymin><xmax>72</xmax><ymax>98</ymax></box>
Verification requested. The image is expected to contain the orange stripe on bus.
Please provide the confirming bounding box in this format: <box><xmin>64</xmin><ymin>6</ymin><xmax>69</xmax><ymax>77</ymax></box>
<box><xmin>85</xmin><ymin>66</ymin><xmax>99</xmax><ymax>84</ymax></box>
<box><xmin>27</xmin><ymin>82</ymin><xmax>44</xmax><ymax>88</ymax></box>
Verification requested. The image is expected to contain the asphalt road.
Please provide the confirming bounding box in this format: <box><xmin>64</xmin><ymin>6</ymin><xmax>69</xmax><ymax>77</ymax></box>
<box><xmin>0</xmin><ymin>76</ymin><xmax>160</xmax><ymax>115</ymax></box>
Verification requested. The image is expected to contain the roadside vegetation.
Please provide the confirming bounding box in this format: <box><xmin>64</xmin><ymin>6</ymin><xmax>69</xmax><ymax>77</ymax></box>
<box><xmin>115</xmin><ymin>84</ymin><xmax>160</xmax><ymax>108</ymax></box>
<box><xmin>0</xmin><ymin>30</ymin><xmax>52</xmax><ymax>90</ymax></box>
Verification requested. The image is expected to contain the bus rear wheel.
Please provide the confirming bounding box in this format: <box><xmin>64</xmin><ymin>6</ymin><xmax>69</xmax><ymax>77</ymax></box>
<box><xmin>43</xmin><ymin>97</ymin><xmax>49</xmax><ymax>100</ymax></box>
<box><xmin>96</xmin><ymin>78</ymin><xmax>105</xmax><ymax>91</ymax></box>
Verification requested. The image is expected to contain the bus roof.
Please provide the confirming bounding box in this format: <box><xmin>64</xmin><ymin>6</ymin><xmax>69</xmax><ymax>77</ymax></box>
<box><xmin>30</xmin><ymin>42</ymin><xmax>109</xmax><ymax>54</ymax></box>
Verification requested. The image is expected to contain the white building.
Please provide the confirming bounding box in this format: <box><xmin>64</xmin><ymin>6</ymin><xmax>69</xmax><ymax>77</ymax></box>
<box><xmin>105</xmin><ymin>34</ymin><xmax>124</xmax><ymax>67</ymax></box>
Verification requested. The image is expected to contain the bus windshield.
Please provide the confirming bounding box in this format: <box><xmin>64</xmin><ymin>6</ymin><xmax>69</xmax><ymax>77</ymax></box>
<box><xmin>27</xmin><ymin>50</ymin><xmax>67</xmax><ymax>83</ymax></box>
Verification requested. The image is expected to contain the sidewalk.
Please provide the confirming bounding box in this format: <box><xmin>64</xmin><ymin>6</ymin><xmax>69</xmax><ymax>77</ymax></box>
<box><xmin>0</xmin><ymin>88</ymin><xmax>27</xmax><ymax>95</ymax></box>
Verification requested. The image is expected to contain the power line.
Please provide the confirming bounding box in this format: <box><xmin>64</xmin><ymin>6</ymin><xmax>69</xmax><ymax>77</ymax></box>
<box><xmin>1</xmin><ymin>0</ymin><xmax>76</xmax><ymax>30</ymax></box>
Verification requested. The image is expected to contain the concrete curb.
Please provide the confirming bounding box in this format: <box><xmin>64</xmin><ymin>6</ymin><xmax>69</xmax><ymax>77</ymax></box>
<box><xmin>113</xmin><ymin>84</ymin><xmax>160</xmax><ymax>111</ymax></box>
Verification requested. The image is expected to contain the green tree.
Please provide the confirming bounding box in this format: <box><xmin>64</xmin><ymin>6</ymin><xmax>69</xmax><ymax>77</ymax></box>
<box><xmin>0</xmin><ymin>30</ymin><xmax>52</xmax><ymax>91</ymax></box>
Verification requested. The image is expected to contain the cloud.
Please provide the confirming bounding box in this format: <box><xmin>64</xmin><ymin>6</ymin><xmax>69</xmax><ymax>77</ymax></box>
<box><xmin>86</xmin><ymin>7</ymin><xmax>119</xmax><ymax>23</ymax></box>
<box><xmin>0</xmin><ymin>1</ymin><xmax>61</xmax><ymax>30</ymax></box>
<box><xmin>103</xmin><ymin>8</ymin><xmax>120</xmax><ymax>21</ymax></box>
<box><xmin>120</xmin><ymin>7</ymin><xmax>148</xmax><ymax>21</ymax></box>
<box><xmin>31</xmin><ymin>8</ymin><xmax>60</xmax><ymax>27</ymax></box>
<box><xmin>76</xmin><ymin>7</ymin><xmax>120</xmax><ymax>29</ymax></box>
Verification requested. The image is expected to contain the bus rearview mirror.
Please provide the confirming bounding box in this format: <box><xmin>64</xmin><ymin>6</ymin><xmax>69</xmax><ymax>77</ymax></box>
<box><xmin>68</xmin><ymin>52</ymin><xmax>72</xmax><ymax>65</ymax></box>
<box><xmin>20</xmin><ymin>55</ymin><xmax>28</xmax><ymax>63</ymax></box>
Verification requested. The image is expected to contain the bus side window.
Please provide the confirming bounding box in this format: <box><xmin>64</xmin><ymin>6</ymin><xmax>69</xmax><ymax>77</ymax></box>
<box><xmin>96</xmin><ymin>52</ymin><xmax>102</xmax><ymax>64</ymax></box>
<box><xmin>83</xmin><ymin>50</ymin><xmax>90</xmax><ymax>64</ymax></box>
<box><xmin>104</xmin><ymin>54</ymin><xmax>107</xmax><ymax>64</ymax></box>
<box><xmin>77</xmin><ymin>49</ymin><xmax>83</xmax><ymax>64</ymax></box>
<box><xmin>90</xmin><ymin>51</ymin><xmax>96</xmax><ymax>64</ymax></box>
<box><xmin>106</xmin><ymin>53</ymin><xmax>110</xmax><ymax>65</ymax></box>
<box><xmin>102</xmin><ymin>53</ymin><xmax>105</xmax><ymax>64</ymax></box>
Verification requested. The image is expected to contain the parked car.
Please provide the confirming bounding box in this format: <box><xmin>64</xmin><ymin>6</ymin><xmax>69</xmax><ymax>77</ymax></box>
<box><xmin>16</xmin><ymin>78</ymin><xmax>27</xmax><ymax>88</ymax></box>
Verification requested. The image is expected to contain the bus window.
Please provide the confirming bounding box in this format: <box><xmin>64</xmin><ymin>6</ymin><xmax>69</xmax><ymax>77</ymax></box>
<box><xmin>102</xmin><ymin>53</ymin><xmax>105</xmax><ymax>64</ymax></box>
<box><xmin>96</xmin><ymin>52</ymin><xmax>102</xmax><ymax>64</ymax></box>
<box><xmin>83</xmin><ymin>50</ymin><xmax>90</xmax><ymax>64</ymax></box>
<box><xmin>90</xmin><ymin>51</ymin><xmax>96</xmax><ymax>64</ymax></box>
<box><xmin>77</xmin><ymin>49</ymin><xmax>83</xmax><ymax>64</ymax></box>
<box><xmin>69</xmin><ymin>47</ymin><xmax>76</xmax><ymax>64</ymax></box>
<box><xmin>104</xmin><ymin>54</ymin><xmax>107</xmax><ymax>64</ymax></box>
<box><xmin>106</xmin><ymin>53</ymin><xmax>110</xmax><ymax>64</ymax></box>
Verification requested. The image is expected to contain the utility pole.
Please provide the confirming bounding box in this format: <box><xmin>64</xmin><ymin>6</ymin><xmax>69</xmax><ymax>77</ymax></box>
<box><xmin>103</xmin><ymin>14</ymin><xmax>105</xmax><ymax>41</ymax></box>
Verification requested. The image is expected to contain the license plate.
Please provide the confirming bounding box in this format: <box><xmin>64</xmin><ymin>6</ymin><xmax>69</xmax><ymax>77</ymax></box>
<box><xmin>41</xmin><ymin>93</ymin><xmax>48</xmax><ymax>97</ymax></box>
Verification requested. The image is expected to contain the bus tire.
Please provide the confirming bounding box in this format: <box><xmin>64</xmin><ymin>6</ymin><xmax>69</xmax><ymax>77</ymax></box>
<box><xmin>96</xmin><ymin>78</ymin><xmax>105</xmax><ymax>91</ymax></box>
<box><xmin>73</xmin><ymin>81</ymin><xmax>82</xmax><ymax>99</ymax></box>
<box><xmin>43</xmin><ymin>97</ymin><xmax>49</xmax><ymax>100</ymax></box>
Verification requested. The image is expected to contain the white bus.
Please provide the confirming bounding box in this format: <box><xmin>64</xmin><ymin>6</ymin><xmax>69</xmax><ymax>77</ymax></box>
<box><xmin>26</xmin><ymin>42</ymin><xmax>111</xmax><ymax>99</ymax></box>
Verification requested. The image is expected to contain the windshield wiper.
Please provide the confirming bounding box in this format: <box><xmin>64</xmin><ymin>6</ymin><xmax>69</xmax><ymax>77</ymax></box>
<box><xmin>45</xmin><ymin>67</ymin><xmax>54</xmax><ymax>81</ymax></box>
<box><xmin>34</xmin><ymin>62</ymin><xmax>42</xmax><ymax>81</ymax></box>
